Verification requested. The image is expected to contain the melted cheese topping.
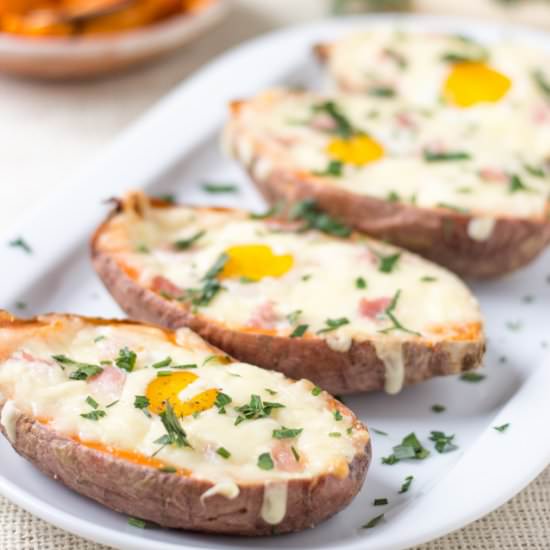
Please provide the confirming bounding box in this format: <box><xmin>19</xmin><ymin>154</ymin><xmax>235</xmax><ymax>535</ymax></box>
<box><xmin>0</xmin><ymin>317</ymin><xmax>366</xmax><ymax>489</ymax></box>
<box><xmin>96</xmin><ymin>198</ymin><xmax>482</xmax><ymax>346</ymax></box>
<box><xmin>228</xmin><ymin>88</ymin><xmax>550</xmax><ymax>219</ymax></box>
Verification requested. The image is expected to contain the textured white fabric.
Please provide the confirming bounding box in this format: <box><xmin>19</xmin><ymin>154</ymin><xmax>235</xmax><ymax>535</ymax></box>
<box><xmin>0</xmin><ymin>1</ymin><xmax>548</xmax><ymax>548</ymax></box>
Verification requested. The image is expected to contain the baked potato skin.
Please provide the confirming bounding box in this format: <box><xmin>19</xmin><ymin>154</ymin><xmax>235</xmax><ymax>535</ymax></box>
<box><xmin>1</xmin><ymin>402</ymin><xmax>370</xmax><ymax>535</ymax></box>
<box><xmin>243</xmin><ymin>160</ymin><xmax>550</xmax><ymax>279</ymax></box>
<box><xmin>92</xmin><ymin>245</ymin><xmax>485</xmax><ymax>395</ymax></box>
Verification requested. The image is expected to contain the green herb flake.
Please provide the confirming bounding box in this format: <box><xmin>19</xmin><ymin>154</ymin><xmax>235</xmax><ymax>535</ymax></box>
<box><xmin>317</xmin><ymin>317</ymin><xmax>350</xmax><ymax>334</ymax></box>
<box><xmin>312</xmin><ymin>100</ymin><xmax>355</xmax><ymax>138</ymax></box>
<box><xmin>135</xmin><ymin>243</ymin><xmax>150</xmax><ymax>254</ymax></box>
<box><xmin>86</xmin><ymin>396</ymin><xmax>99</xmax><ymax>409</ymax></box>
<box><xmin>421</xmin><ymin>276</ymin><xmax>437</xmax><ymax>283</ymax></box>
<box><xmin>423</xmin><ymin>150</ymin><xmax>471</xmax><ymax>162</ymax></box>
<box><xmin>460</xmin><ymin>372</ymin><xmax>486</xmax><ymax>382</ymax></box>
<box><xmin>509</xmin><ymin>174</ymin><xmax>532</xmax><ymax>194</ymax></box>
<box><xmin>155</xmin><ymin>402</ymin><xmax>191</xmax><ymax>449</ymax></box>
<box><xmin>264</xmin><ymin>388</ymin><xmax>277</xmax><ymax>396</ymax></box>
<box><xmin>356</xmin><ymin>277</ymin><xmax>367</xmax><ymax>289</ymax></box>
<box><xmin>234</xmin><ymin>394</ymin><xmax>285</xmax><ymax>425</ymax></box>
<box><xmin>289</xmin><ymin>199</ymin><xmax>351</xmax><ymax>238</ymax></box>
<box><xmin>398</xmin><ymin>475</ymin><xmax>414</xmax><ymax>494</ymax></box>
<box><xmin>311</xmin><ymin>386</ymin><xmax>322</xmax><ymax>396</ymax></box>
<box><xmin>217</xmin><ymin>447</ymin><xmax>231</xmax><ymax>459</ymax></box>
<box><xmin>362</xmin><ymin>513</ymin><xmax>384</xmax><ymax>529</ymax></box>
<box><xmin>151</xmin><ymin>357</ymin><xmax>172</xmax><ymax>369</ymax></box>
<box><xmin>128</xmin><ymin>517</ymin><xmax>147</xmax><ymax>529</ymax></box>
<box><xmin>387</xmin><ymin>191</ymin><xmax>400</xmax><ymax>203</ymax></box>
<box><xmin>273</xmin><ymin>427</ymin><xmax>303</xmax><ymax>439</ymax></box>
<box><xmin>134</xmin><ymin>395</ymin><xmax>150</xmax><ymax>410</ymax></box>
<box><xmin>329</xmin><ymin>432</ymin><xmax>342</xmax><ymax>438</ymax></box>
<box><xmin>106</xmin><ymin>400</ymin><xmax>119</xmax><ymax>409</ymax></box>
<box><xmin>431</xmin><ymin>404</ymin><xmax>446</xmax><ymax>413</ymax></box>
<box><xmin>494</xmin><ymin>423</ymin><xmax>510</xmax><ymax>433</ymax></box>
<box><xmin>287</xmin><ymin>310</ymin><xmax>303</xmax><ymax>325</ymax></box>
<box><xmin>429</xmin><ymin>431</ymin><xmax>458</xmax><ymax>454</ymax></box>
<box><xmin>15</xmin><ymin>301</ymin><xmax>27</xmax><ymax>310</ymax></box>
<box><xmin>159</xmin><ymin>466</ymin><xmax>177</xmax><ymax>473</ymax></box>
<box><xmin>93</xmin><ymin>335</ymin><xmax>106</xmax><ymax>343</ymax></box>
<box><xmin>379</xmin><ymin>290</ymin><xmax>421</xmax><ymax>337</ymax></box>
<box><xmin>257</xmin><ymin>452</ymin><xmax>274</xmax><ymax>470</ymax></box>
<box><xmin>333</xmin><ymin>410</ymin><xmax>343</xmax><ymax>421</ymax></box>
<box><xmin>368</xmin><ymin>86</ymin><xmax>396</xmax><ymax>98</ymax></box>
<box><xmin>378</xmin><ymin>252</ymin><xmax>401</xmax><ymax>273</ymax></box>
<box><xmin>80</xmin><ymin>410</ymin><xmax>106</xmax><ymax>421</ymax></box>
<box><xmin>172</xmin><ymin>363</ymin><xmax>198</xmax><ymax>370</ymax></box>
<box><xmin>524</xmin><ymin>164</ymin><xmax>545</xmax><ymax>178</ymax></box>
<box><xmin>314</xmin><ymin>160</ymin><xmax>343</xmax><ymax>177</ymax></box>
<box><xmin>372</xmin><ymin>428</ymin><xmax>388</xmax><ymax>436</ymax></box>
<box><xmin>215</xmin><ymin>392</ymin><xmax>232</xmax><ymax>414</ymax></box>
<box><xmin>115</xmin><ymin>347</ymin><xmax>137</xmax><ymax>373</ymax></box>
<box><xmin>290</xmin><ymin>324</ymin><xmax>308</xmax><ymax>338</ymax></box>
<box><xmin>436</xmin><ymin>202</ymin><xmax>470</xmax><ymax>214</ymax></box>
<box><xmin>533</xmin><ymin>69</ymin><xmax>550</xmax><ymax>99</ymax></box>
<box><xmin>373</xmin><ymin>498</ymin><xmax>388</xmax><ymax>506</ymax></box>
<box><xmin>173</xmin><ymin>230</ymin><xmax>205</xmax><ymax>251</ymax></box>
<box><xmin>291</xmin><ymin>445</ymin><xmax>300</xmax><ymax>462</ymax></box>
<box><xmin>8</xmin><ymin>237</ymin><xmax>32</xmax><ymax>254</ymax></box>
<box><xmin>382</xmin><ymin>432</ymin><xmax>429</xmax><ymax>464</ymax></box>
<box><xmin>201</xmin><ymin>182</ymin><xmax>239</xmax><ymax>194</ymax></box>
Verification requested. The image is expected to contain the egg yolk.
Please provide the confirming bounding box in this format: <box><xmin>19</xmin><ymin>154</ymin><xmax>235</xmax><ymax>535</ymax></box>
<box><xmin>326</xmin><ymin>134</ymin><xmax>385</xmax><ymax>166</ymax></box>
<box><xmin>146</xmin><ymin>371</ymin><xmax>218</xmax><ymax>417</ymax></box>
<box><xmin>443</xmin><ymin>62</ymin><xmax>511</xmax><ymax>107</ymax></box>
<box><xmin>220</xmin><ymin>244</ymin><xmax>293</xmax><ymax>282</ymax></box>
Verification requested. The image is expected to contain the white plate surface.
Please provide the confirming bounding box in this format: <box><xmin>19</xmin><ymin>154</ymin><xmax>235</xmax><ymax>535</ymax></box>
<box><xmin>0</xmin><ymin>14</ymin><xmax>549</xmax><ymax>550</ymax></box>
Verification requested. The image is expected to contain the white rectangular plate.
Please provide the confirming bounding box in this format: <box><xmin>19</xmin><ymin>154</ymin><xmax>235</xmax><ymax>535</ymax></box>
<box><xmin>1</xmin><ymin>14</ymin><xmax>549</xmax><ymax>550</ymax></box>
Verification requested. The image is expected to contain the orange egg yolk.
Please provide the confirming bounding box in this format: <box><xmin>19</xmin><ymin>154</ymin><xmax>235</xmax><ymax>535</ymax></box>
<box><xmin>443</xmin><ymin>62</ymin><xmax>511</xmax><ymax>107</ymax></box>
<box><xmin>220</xmin><ymin>244</ymin><xmax>293</xmax><ymax>282</ymax></box>
<box><xmin>326</xmin><ymin>134</ymin><xmax>385</xmax><ymax>166</ymax></box>
<box><xmin>146</xmin><ymin>371</ymin><xmax>218</xmax><ymax>417</ymax></box>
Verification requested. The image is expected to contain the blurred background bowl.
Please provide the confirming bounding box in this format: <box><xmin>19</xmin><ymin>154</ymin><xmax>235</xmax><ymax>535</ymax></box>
<box><xmin>0</xmin><ymin>0</ymin><xmax>230</xmax><ymax>79</ymax></box>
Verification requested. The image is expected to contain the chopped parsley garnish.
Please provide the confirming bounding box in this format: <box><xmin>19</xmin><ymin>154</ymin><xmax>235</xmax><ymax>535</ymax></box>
<box><xmin>441</xmin><ymin>51</ymin><xmax>487</xmax><ymax>63</ymax></box>
<box><xmin>152</xmin><ymin>357</ymin><xmax>172</xmax><ymax>369</ymax></box>
<box><xmin>156</xmin><ymin>371</ymin><xmax>172</xmax><ymax>377</ymax></box>
<box><xmin>362</xmin><ymin>514</ymin><xmax>384</xmax><ymax>529</ymax></box>
<box><xmin>80</xmin><ymin>410</ymin><xmax>106</xmax><ymax>421</ymax></box>
<box><xmin>421</xmin><ymin>276</ymin><xmax>437</xmax><ymax>283</ymax></box>
<box><xmin>494</xmin><ymin>423</ymin><xmax>510</xmax><ymax>433</ymax></box>
<box><xmin>93</xmin><ymin>335</ymin><xmax>106</xmax><ymax>343</ymax></box>
<box><xmin>314</xmin><ymin>160</ymin><xmax>343</xmax><ymax>177</ymax></box>
<box><xmin>333</xmin><ymin>410</ymin><xmax>343</xmax><ymax>421</ymax></box>
<box><xmin>8</xmin><ymin>237</ymin><xmax>32</xmax><ymax>254</ymax></box>
<box><xmin>290</xmin><ymin>324</ymin><xmax>308</xmax><ymax>338</ymax></box>
<box><xmin>173</xmin><ymin>230</ymin><xmax>205</xmax><ymax>251</ymax></box>
<box><xmin>329</xmin><ymin>432</ymin><xmax>341</xmax><ymax>437</ymax></box>
<box><xmin>291</xmin><ymin>446</ymin><xmax>300</xmax><ymax>462</ymax></box>
<box><xmin>86</xmin><ymin>396</ymin><xmax>99</xmax><ymax>409</ymax></box>
<box><xmin>289</xmin><ymin>199</ymin><xmax>351</xmax><ymax>238</ymax></box>
<box><xmin>509</xmin><ymin>174</ymin><xmax>532</xmax><ymax>193</ymax></box>
<box><xmin>215</xmin><ymin>392</ymin><xmax>232</xmax><ymax>414</ymax></box>
<box><xmin>431</xmin><ymin>404</ymin><xmax>446</xmax><ymax>413</ymax></box>
<box><xmin>106</xmin><ymin>400</ymin><xmax>119</xmax><ymax>408</ymax></box>
<box><xmin>186</xmin><ymin>253</ymin><xmax>228</xmax><ymax>307</ymax></box>
<box><xmin>311</xmin><ymin>386</ymin><xmax>322</xmax><ymax>396</ymax></box>
<box><xmin>373</xmin><ymin>498</ymin><xmax>388</xmax><ymax>506</ymax></box>
<box><xmin>398</xmin><ymin>475</ymin><xmax>414</xmax><ymax>494</ymax></box>
<box><xmin>371</xmin><ymin>428</ymin><xmax>388</xmax><ymax>436</ymax></box>
<box><xmin>356</xmin><ymin>277</ymin><xmax>367</xmax><ymax>289</ymax></box>
<box><xmin>368</xmin><ymin>86</ymin><xmax>396</xmax><ymax>98</ymax></box>
<box><xmin>378</xmin><ymin>252</ymin><xmax>401</xmax><ymax>273</ymax></box>
<box><xmin>312</xmin><ymin>100</ymin><xmax>355</xmax><ymax>138</ymax></box>
<box><xmin>136</xmin><ymin>244</ymin><xmax>150</xmax><ymax>254</ymax></box>
<box><xmin>460</xmin><ymin>372</ymin><xmax>486</xmax><ymax>382</ymax></box>
<box><xmin>134</xmin><ymin>395</ymin><xmax>150</xmax><ymax>410</ymax></box>
<box><xmin>264</xmin><ymin>388</ymin><xmax>277</xmax><ymax>396</ymax></box>
<box><xmin>287</xmin><ymin>310</ymin><xmax>302</xmax><ymax>325</ymax></box>
<box><xmin>234</xmin><ymin>394</ymin><xmax>284</xmax><ymax>425</ymax></box>
<box><xmin>154</xmin><ymin>402</ymin><xmax>191</xmax><ymax>451</ymax></box>
<box><xmin>52</xmin><ymin>355</ymin><xmax>104</xmax><ymax>380</ymax></box>
<box><xmin>387</xmin><ymin>191</ymin><xmax>400</xmax><ymax>202</ymax></box>
<box><xmin>524</xmin><ymin>164</ymin><xmax>545</xmax><ymax>178</ymax></box>
<box><xmin>201</xmin><ymin>182</ymin><xmax>239</xmax><ymax>194</ymax></box>
<box><xmin>317</xmin><ymin>317</ymin><xmax>350</xmax><ymax>334</ymax></box>
<box><xmin>127</xmin><ymin>517</ymin><xmax>147</xmax><ymax>529</ymax></box>
<box><xmin>158</xmin><ymin>466</ymin><xmax>177</xmax><ymax>474</ymax></box>
<box><xmin>533</xmin><ymin>69</ymin><xmax>550</xmax><ymax>99</ymax></box>
<box><xmin>172</xmin><ymin>363</ymin><xmax>198</xmax><ymax>370</ymax></box>
<box><xmin>115</xmin><ymin>347</ymin><xmax>137</xmax><ymax>373</ymax></box>
<box><xmin>382</xmin><ymin>432</ymin><xmax>429</xmax><ymax>464</ymax></box>
<box><xmin>15</xmin><ymin>301</ymin><xmax>27</xmax><ymax>310</ymax></box>
<box><xmin>217</xmin><ymin>447</ymin><xmax>231</xmax><ymax>459</ymax></box>
<box><xmin>273</xmin><ymin>427</ymin><xmax>303</xmax><ymax>439</ymax></box>
<box><xmin>257</xmin><ymin>452</ymin><xmax>274</xmax><ymax>470</ymax></box>
<box><xmin>429</xmin><ymin>431</ymin><xmax>458</xmax><ymax>454</ymax></box>
<box><xmin>423</xmin><ymin>150</ymin><xmax>471</xmax><ymax>162</ymax></box>
<box><xmin>379</xmin><ymin>290</ymin><xmax>421</xmax><ymax>336</ymax></box>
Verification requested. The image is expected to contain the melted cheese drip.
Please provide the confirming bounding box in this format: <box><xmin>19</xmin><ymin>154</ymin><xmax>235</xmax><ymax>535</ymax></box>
<box><xmin>373</xmin><ymin>341</ymin><xmax>405</xmax><ymax>395</ymax></box>
<box><xmin>0</xmin><ymin>319</ymin><xmax>367</xmax><ymax>484</ymax></box>
<box><xmin>201</xmin><ymin>480</ymin><xmax>240</xmax><ymax>501</ymax></box>
<box><xmin>1</xmin><ymin>400</ymin><xmax>20</xmax><ymax>443</ymax></box>
<box><xmin>261</xmin><ymin>482</ymin><xmax>288</xmax><ymax>525</ymax></box>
